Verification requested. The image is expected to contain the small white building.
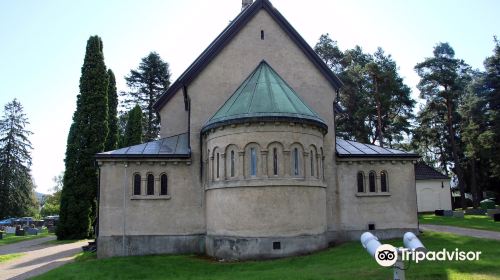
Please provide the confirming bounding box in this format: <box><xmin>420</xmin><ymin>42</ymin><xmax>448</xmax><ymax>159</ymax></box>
<box><xmin>415</xmin><ymin>163</ymin><xmax>451</xmax><ymax>212</ymax></box>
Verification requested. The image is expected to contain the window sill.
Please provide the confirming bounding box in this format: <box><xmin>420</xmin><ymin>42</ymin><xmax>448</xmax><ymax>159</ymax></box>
<box><xmin>355</xmin><ymin>192</ymin><xmax>391</xmax><ymax>197</ymax></box>
<box><xmin>131</xmin><ymin>195</ymin><xmax>171</xmax><ymax>200</ymax></box>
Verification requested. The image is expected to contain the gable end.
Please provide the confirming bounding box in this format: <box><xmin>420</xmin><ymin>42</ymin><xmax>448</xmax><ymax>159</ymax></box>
<box><xmin>153</xmin><ymin>0</ymin><xmax>343</xmax><ymax>111</ymax></box>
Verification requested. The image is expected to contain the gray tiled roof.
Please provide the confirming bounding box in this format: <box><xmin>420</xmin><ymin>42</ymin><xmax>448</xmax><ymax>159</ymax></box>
<box><xmin>415</xmin><ymin>162</ymin><xmax>449</xmax><ymax>180</ymax></box>
<box><xmin>336</xmin><ymin>138</ymin><xmax>419</xmax><ymax>158</ymax></box>
<box><xmin>96</xmin><ymin>133</ymin><xmax>190</xmax><ymax>159</ymax></box>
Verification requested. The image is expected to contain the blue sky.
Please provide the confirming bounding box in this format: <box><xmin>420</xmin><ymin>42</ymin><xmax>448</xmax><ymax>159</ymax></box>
<box><xmin>0</xmin><ymin>0</ymin><xmax>498</xmax><ymax>193</ymax></box>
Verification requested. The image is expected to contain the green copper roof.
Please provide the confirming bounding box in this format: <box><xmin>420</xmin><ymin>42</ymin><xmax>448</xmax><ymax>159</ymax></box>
<box><xmin>202</xmin><ymin>61</ymin><xmax>327</xmax><ymax>132</ymax></box>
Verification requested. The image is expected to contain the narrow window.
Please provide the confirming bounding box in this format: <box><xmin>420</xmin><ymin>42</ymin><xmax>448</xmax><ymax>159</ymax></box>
<box><xmin>381</xmin><ymin>171</ymin><xmax>388</xmax><ymax>192</ymax></box>
<box><xmin>293</xmin><ymin>148</ymin><xmax>299</xmax><ymax>176</ymax></box>
<box><xmin>216</xmin><ymin>153</ymin><xmax>220</xmax><ymax>178</ymax></box>
<box><xmin>160</xmin><ymin>174</ymin><xmax>168</xmax><ymax>195</ymax></box>
<box><xmin>147</xmin><ymin>174</ymin><xmax>154</xmax><ymax>195</ymax></box>
<box><xmin>357</xmin><ymin>172</ymin><xmax>364</xmax><ymax>192</ymax></box>
<box><xmin>250</xmin><ymin>147</ymin><xmax>257</xmax><ymax>176</ymax></box>
<box><xmin>133</xmin><ymin>174</ymin><xmax>141</xmax><ymax>195</ymax></box>
<box><xmin>369</xmin><ymin>171</ymin><xmax>376</xmax><ymax>192</ymax></box>
<box><xmin>310</xmin><ymin>150</ymin><xmax>314</xmax><ymax>176</ymax></box>
<box><xmin>273</xmin><ymin>148</ymin><xmax>278</xmax><ymax>175</ymax></box>
<box><xmin>261</xmin><ymin>30</ymin><xmax>264</xmax><ymax>40</ymax></box>
<box><xmin>230</xmin><ymin>151</ymin><xmax>235</xmax><ymax>177</ymax></box>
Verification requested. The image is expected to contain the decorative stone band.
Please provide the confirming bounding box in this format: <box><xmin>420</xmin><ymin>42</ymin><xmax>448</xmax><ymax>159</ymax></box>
<box><xmin>206</xmin><ymin>178</ymin><xmax>326</xmax><ymax>190</ymax></box>
<box><xmin>201</xmin><ymin>115</ymin><xmax>328</xmax><ymax>135</ymax></box>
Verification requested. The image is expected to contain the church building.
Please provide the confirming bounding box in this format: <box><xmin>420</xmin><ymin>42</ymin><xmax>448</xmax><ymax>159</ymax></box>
<box><xmin>96</xmin><ymin>0</ymin><xmax>419</xmax><ymax>259</ymax></box>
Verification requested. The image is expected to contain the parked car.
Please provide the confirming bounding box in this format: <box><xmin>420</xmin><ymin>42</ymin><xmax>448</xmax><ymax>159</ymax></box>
<box><xmin>14</xmin><ymin>217</ymin><xmax>34</xmax><ymax>225</ymax></box>
<box><xmin>0</xmin><ymin>218</ymin><xmax>15</xmax><ymax>226</ymax></box>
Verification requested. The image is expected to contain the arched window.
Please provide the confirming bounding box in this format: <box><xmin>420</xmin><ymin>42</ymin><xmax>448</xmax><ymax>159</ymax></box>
<box><xmin>357</xmin><ymin>172</ymin><xmax>365</xmax><ymax>192</ymax></box>
<box><xmin>380</xmin><ymin>171</ymin><xmax>388</xmax><ymax>192</ymax></box>
<box><xmin>147</xmin><ymin>174</ymin><xmax>154</xmax><ymax>195</ymax></box>
<box><xmin>273</xmin><ymin>148</ymin><xmax>278</xmax><ymax>175</ymax></box>
<box><xmin>216</xmin><ymin>152</ymin><xmax>220</xmax><ymax>178</ymax></box>
<box><xmin>160</xmin><ymin>174</ymin><xmax>168</xmax><ymax>195</ymax></box>
<box><xmin>293</xmin><ymin>148</ymin><xmax>299</xmax><ymax>176</ymax></box>
<box><xmin>133</xmin><ymin>174</ymin><xmax>141</xmax><ymax>195</ymax></box>
<box><xmin>250</xmin><ymin>147</ymin><xmax>257</xmax><ymax>176</ymax></box>
<box><xmin>230</xmin><ymin>150</ymin><xmax>235</xmax><ymax>177</ymax></box>
<box><xmin>310</xmin><ymin>150</ymin><xmax>314</xmax><ymax>177</ymax></box>
<box><xmin>369</xmin><ymin>171</ymin><xmax>376</xmax><ymax>192</ymax></box>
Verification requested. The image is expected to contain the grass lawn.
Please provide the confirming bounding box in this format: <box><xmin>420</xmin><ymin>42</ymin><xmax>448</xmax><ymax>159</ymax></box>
<box><xmin>420</xmin><ymin>213</ymin><xmax>500</xmax><ymax>232</ymax></box>
<box><xmin>32</xmin><ymin>231</ymin><xmax>500</xmax><ymax>280</ymax></box>
<box><xmin>0</xmin><ymin>228</ymin><xmax>53</xmax><ymax>246</ymax></box>
<box><xmin>0</xmin><ymin>253</ymin><xmax>24</xmax><ymax>263</ymax></box>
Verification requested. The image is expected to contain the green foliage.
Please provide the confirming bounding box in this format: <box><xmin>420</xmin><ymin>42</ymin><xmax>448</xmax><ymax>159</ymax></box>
<box><xmin>0</xmin><ymin>99</ymin><xmax>35</xmax><ymax>219</ymax></box>
<box><xmin>122</xmin><ymin>52</ymin><xmax>171</xmax><ymax>141</ymax></box>
<box><xmin>314</xmin><ymin>34</ymin><xmax>415</xmax><ymax>147</ymax></box>
<box><xmin>123</xmin><ymin>105</ymin><xmax>143</xmax><ymax>147</ymax></box>
<box><xmin>40</xmin><ymin>174</ymin><xmax>63</xmax><ymax>217</ymax></box>
<box><xmin>414</xmin><ymin>42</ymin><xmax>471</xmax><ymax>209</ymax></box>
<box><xmin>32</xmin><ymin>232</ymin><xmax>500</xmax><ymax>280</ymax></box>
<box><xmin>482</xmin><ymin>38</ymin><xmax>500</xmax><ymax>179</ymax></box>
<box><xmin>58</xmin><ymin>36</ymin><xmax>109</xmax><ymax>240</ymax></box>
<box><xmin>105</xmin><ymin>69</ymin><xmax>118</xmax><ymax>151</ymax></box>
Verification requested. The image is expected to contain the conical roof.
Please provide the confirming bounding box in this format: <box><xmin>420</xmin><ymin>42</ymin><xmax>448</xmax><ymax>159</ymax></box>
<box><xmin>202</xmin><ymin>61</ymin><xmax>327</xmax><ymax>132</ymax></box>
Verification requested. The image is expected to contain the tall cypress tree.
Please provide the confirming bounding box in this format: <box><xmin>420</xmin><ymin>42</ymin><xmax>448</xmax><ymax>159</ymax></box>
<box><xmin>58</xmin><ymin>36</ymin><xmax>109</xmax><ymax>239</ymax></box>
<box><xmin>123</xmin><ymin>105</ymin><xmax>143</xmax><ymax>147</ymax></box>
<box><xmin>105</xmin><ymin>69</ymin><xmax>118</xmax><ymax>151</ymax></box>
<box><xmin>0</xmin><ymin>99</ymin><xmax>34</xmax><ymax>219</ymax></box>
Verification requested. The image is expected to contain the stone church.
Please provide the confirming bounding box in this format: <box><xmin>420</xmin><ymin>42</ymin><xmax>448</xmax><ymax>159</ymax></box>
<box><xmin>96</xmin><ymin>0</ymin><xmax>419</xmax><ymax>259</ymax></box>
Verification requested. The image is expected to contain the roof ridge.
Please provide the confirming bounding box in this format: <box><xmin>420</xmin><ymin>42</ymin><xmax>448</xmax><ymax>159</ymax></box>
<box><xmin>247</xmin><ymin>64</ymin><xmax>265</xmax><ymax>113</ymax></box>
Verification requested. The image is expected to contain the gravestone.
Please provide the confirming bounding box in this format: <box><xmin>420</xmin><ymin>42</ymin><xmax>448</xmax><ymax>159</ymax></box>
<box><xmin>5</xmin><ymin>226</ymin><xmax>15</xmax><ymax>234</ymax></box>
<box><xmin>464</xmin><ymin>209</ymin><xmax>486</xmax><ymax>215</ymax></box>
<box><xmin>487</xmin><ymin>209</ymin><xmax>500</xmax><ymax>218</ymax></box>
<box><xmin>15</xmin><ymin>228</ymin><xmax>25</xmax><ymax>236</ymax></box>
<box><xmin>443</xmin><ymin>210</ymin><xmax>454</xmax><ymax>217</ymax></box>
<box><xmin>434</xmin><ymin>210</ymin><xmax>444</xmax><ymax>216</ymax></box>
<box><xmin>453</xmin><ymin>211</ymin><xmax>464</xmax><ymax>218</ymax></box>
<box><xmin>27</xmin><ymin>228</ymin><xmax>38</xmax><ymax>235</ymax></box>
<box><xmin>493</xmin><ymin>213</ymin><xmax>500</xmax><ymax>222</ymax></box>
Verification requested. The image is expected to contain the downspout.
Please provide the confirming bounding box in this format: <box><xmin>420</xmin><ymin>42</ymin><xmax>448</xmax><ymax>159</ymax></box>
<box><xmin>183</xmin><ymin>85</ymin><xmax>191</xmax><ymax>152</ymax></box>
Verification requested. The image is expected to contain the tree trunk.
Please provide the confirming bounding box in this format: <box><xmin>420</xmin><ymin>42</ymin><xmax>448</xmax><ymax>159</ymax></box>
<box><xmin>446</xmin><ymin>97</ymin><xmax>467</xmax><ymax>209</ymax></box>
<box><xmin>470</xmin><ymin>159</ymin><xmax>479</xmax><ymax>208</ymax></box>
<box><xmin>373</xmin><ymin>77</ymin><xmax>384</xmax><ymax>147</ymax></box>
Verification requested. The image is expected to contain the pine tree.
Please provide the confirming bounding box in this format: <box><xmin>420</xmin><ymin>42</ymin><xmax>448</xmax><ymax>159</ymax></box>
<box><xmin>58</xmin><ymin>36</ymin><xmax>109</xmax><ymax>239</ymax></box>
<box><xmin>123</xmin><ymin>105</ymin><xmax>143</xmax><ymax>147</ymax></box>
<box><xmin>0</xmin><ymin>99</ymin><xmax>34</xmax><ymax>219</ymax></box>
<box><xmin>483</xmin><ymin>37</ymin><xmax>500</xmax><ymax>178</ymax></box>
<box><xmin>105</xmin><ymin>69</ymin><xmax>118</xmax><ymax>151</ymax></box>
<box><xmin>314</xmin><ymin>34</ymin><xmax>414</xmax><ymax>146</ymax></box>
<box><xmin>122</xmin><ymin>52</ymin><xmax>171</xmax><ymax>141</ymax></box>
<box><xmin>415</xmin><ymin>42</ymin><xmax>471</xmax><ymax>209</ymax></box>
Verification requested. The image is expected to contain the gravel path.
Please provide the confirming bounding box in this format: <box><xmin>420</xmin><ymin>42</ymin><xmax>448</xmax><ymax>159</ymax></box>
<box><xmin>420</xmin><ymin>224</ymin><xmax>500</xmax><ymax>240</ymax></box>
<box><xmin>0</xmin><ymin>237</ymin><xmax>89</xmax><ymax>280</ymax></box>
